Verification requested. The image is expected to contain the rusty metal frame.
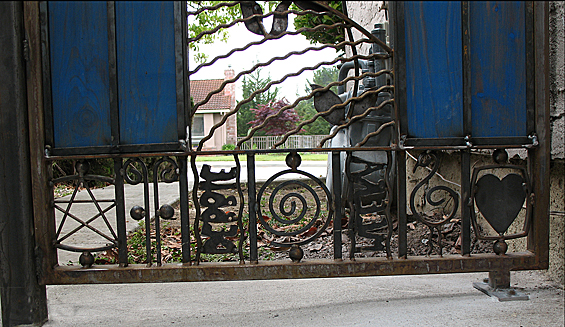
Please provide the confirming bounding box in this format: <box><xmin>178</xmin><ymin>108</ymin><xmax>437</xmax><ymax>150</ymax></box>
<box><xmin>24</xmin><ymin>1</ymin><xmax>551</xmax><ymax>286</ymax></box>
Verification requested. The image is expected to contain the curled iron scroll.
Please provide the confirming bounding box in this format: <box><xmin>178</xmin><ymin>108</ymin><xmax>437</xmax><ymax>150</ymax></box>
<box><xmin>409</xmin><ymin>151</ymin><xmax>460</xmax><ymax>256</ymax></box>
<box><xmin>256</xmin><ymin>155</ymin><xmax>333</xmax><ymax>248</ymax></box>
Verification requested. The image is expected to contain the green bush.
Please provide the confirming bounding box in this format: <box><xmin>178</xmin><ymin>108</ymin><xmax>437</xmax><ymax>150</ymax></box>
<box><xmin>221</xmin><ymin>143</ymin><xmax>236</xmax><ymax>151</ymax></box>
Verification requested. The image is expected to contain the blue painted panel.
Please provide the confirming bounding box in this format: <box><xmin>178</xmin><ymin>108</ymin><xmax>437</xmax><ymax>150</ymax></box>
<box><xmin>116</xmin><ymin>1</ymin><xmax>178</xmax><ymax>145</ymax></box>
<box><xmin>49</xmin><ymin>1</ymin><xmax>112</xmax><ymax>148</ymax></box>
<box><xmin>404</xmin><ymin>1</ymin><xmax>464</xmax><ymax>138</ymax></box>
<box><xmin>470</xmin><ymin>2</ymin><xmax>526</xmax><ymax>137</ymax></box>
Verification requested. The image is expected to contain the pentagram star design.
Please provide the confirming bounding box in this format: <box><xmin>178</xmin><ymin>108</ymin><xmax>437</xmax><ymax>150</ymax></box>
<box><xmin>54</xmin><ymin>177</ymin><xmax>118</xmax><ymax>251</ymax></box>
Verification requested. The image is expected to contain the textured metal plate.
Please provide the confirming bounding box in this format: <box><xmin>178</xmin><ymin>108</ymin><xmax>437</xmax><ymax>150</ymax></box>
<box><xmin>470</xmin><ymin>1</ymin><xmax>527</xmax><ymax>138</ymax></box>
<box><xmin>116</xmin><ymin>1</ymin><xmax>178</xmax><ymax>145</ymax></box>
<box><xmin>475</xmin><ymin>173</ymin><xmax>527</xmax><ymax>234</ymax></box>
<box><xmin>404</xmin><ymin>1</ymin><xmax>464</xmax><ymax>139</ymax></box>
<box><xmin>48</xmin><ymin>1</ymin><xmax>112</xmax><ymax>148</ymax></box>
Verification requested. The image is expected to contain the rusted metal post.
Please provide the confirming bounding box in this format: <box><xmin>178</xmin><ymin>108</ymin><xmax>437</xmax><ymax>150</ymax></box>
<box><xmin>397</xmin><ymin>150</ymin><xmax>407</xmax><ymax>259</ymax></box>
<box><xmin>247</xmin><ymin>153</ymin><xmax>258</xmax><ymax>263</ymax></box>
<box><xmin>488</xmin><ymin>270</ymin><xmax>511</xmax><ymax>289</ymax></box>
<box><xmin>0</xmin><ymin>2</ymin><xmax>48</xmax><ymax>325</ymax></box>
<box><xmin>331</xmin><ymin>151</ymin><xmax>343</xmax><ymax>260</ymax></box>
<box><xmin>178</xmin><ymin>156</ymin><xmax>191</xmax><ymax>264</ymax></box>
<box><xmin>114</xmin><ymin>158</ymin><xmax>128</xmax><ymax>266</ymax></box>
<box><xmin>460</xmin><ymin>150</ymin><xmax>471</xmax><ymax>256</ymax></box>
<box><xmin>528</xmin><ymin>0</ymin><xmax>550</xmax><ymax>269</ymax></box>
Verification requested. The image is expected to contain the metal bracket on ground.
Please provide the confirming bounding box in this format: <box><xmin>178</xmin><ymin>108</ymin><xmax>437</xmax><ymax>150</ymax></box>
<box><xmin>473</xmin><ymin>280</ymin><xmax>529</xmax><ymax>301</ymax></box>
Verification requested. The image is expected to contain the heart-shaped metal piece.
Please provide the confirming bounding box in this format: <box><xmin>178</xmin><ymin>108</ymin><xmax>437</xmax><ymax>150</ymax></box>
<box><xmin>474</xmin><ymin>173</ymin><xmax>526</xmax><ymax>234</ymax></box>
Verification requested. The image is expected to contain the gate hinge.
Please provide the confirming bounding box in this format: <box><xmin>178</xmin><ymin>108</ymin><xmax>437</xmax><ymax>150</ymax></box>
<box><xmin>23</xmin><ymin>39</ymin><xmax>30</xmax><ymax>62</ymax></box>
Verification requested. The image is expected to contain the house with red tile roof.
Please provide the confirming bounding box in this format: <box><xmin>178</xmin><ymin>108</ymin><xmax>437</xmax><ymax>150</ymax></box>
<box><xmin>190</xmin><ymin>68</ymin><xmax>237</xmax><ymax>150</ymax></box>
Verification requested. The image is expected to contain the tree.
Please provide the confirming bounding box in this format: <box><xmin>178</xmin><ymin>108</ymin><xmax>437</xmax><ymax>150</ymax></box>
<box><xmin>188</xmin><ymin>2</ymin><xmax>278</xmax><ymax>63</ymax></box>
<box><xmin>292</xmin><ymin>1</ymin><xmax>344</xmax><ymax>50</ymax></box>
<box><xmin>237</xmin><ymin>67</ymin><xmax>280</xmax><ymax>137</ymax></box>
<box><xmin>187</xmin><ymin>2</ymin><xmax>241</xmax><ymax>63</ymax></box>
<box><xmin>249</xmin><ymin>99</ymin><xmax>302</xmax><ymax>136</ymax></box>
<box><xmin>295</xmin><ymin>65</ymin><xmax>339</xmax><ymax>135</ymax></box>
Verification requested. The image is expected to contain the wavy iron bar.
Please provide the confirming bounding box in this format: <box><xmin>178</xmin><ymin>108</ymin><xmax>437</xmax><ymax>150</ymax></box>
<box><xmin>241</xmin><ymin>72</ymin><xmax>392</xmax><ymax>148</ymax></box>
<box><xmin>268</xmin><ymin>71</ymin><xmax>393</xmax><ymax>148</ymax></box>
<box><xmin>188</xmin><ymin>8</ymin><xmax>336</xmax><ymax>44</ymax></box>
<box><xmin>355</xmin><ymin>121</ymin><xmax>396</xmax><ymax>148</ymax></box>
<box><xmin>191</xmin><ymin>38</ymin><xmax>376</xmax><ymax>114</ymax></box>
<box><xmin>189</xmin><ymin>22</ymin><xmax>351</xmax><ymax>75</ymax></box>
<box><xmin>275</xmin><ymin>84</ymin><xmax>395</xmax><ymax>149</ymax></box>
<box><xmin>318</xmin><ymin>96</ymin><xmax>395</xmax><ymax>148</ymax></box>
<box><xmin>198</xmin><ymin>55</ymin><xmax>374</xmax><ymax>151</ymax></box>
<box><xmin>316</xmin><ymin>2</ymin><xmax>392</xmax><ymax>54</ymax></box>
<box><xmin>186</xmin><ymin>1</ymin><xmax>240</xmax><ymax>16</ymax></box>
<box><xmin>235</xmin><ymin>71</ymin><xmax>393</xmax><ymax>150</ymax></box>
<box><xmin>189</xmin><ymin>156</ymin><xmax>202</xmax><ymax>264</ymax></box>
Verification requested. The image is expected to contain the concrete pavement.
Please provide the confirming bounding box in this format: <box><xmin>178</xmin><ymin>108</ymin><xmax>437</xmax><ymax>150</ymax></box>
<box><xmin>41</xmin><ymin>271</ymin><xmax>563</xmax><ymax>326</ymax></box>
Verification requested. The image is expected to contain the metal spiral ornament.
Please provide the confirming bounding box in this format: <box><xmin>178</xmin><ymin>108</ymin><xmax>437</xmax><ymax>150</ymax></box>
<box><xmin>409</xmin><ymin>151</ymin><xmax>459</xmax><ymax>255</ymax></box>
<box><xmin>123</xmin><ymin>158</ymin><xmax>147</xmax><ymax>185</ymax></box>
<box><xmin>154</xmin><ymin>156</ymin><xmax>179</xmax><ymax>183</ymax></box>
<box><xmin>256</xmin><ymin>154</ymin><xmax>333</xmax><ymax>248</ymax></box>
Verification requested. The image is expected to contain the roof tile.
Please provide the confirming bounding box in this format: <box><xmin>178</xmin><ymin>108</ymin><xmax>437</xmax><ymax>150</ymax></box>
<box><xmin>190</xmin><ymin>79</ymin><xmax>233</xmax><ymax>111</ymax></box>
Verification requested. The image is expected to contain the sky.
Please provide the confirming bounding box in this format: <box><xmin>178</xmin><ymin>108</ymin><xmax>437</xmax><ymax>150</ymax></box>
<box><xmin>187</xmin><ymin>14</ymin><xmax>339</xmax><ymax>102</ymax></box>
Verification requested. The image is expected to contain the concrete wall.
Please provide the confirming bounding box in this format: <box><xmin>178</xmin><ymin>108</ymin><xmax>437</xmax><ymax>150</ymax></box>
<box><xmin>548</xmin><ymin>0</ymin><xmax>565</xmax><ymax>288</ymax></box>
<box><xmin>346</xmin><ymin>1</ymin><xmax>565</xmax><ymax>287</ymax></box>
<box><xmin>550</xmin><ymin>2</ymin><xmax>564</xmax><ymax>160</ymax></box>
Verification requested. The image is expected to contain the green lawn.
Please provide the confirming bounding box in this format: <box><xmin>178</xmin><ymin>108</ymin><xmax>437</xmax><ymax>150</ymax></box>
<box><xmin>195</xmin><ymin>153</ymin><xmax>328</xmax><ymax>162</ymax></box>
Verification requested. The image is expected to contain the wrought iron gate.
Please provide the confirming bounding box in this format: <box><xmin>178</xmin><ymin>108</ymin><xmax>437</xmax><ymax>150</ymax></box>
<box><xmin>24</xmin><ymin>1</ymin><xmax>550</xmax><ymax>293</ymax></box>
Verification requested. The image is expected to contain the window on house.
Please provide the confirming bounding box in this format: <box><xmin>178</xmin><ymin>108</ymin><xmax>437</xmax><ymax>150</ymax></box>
<box><xmin>191</xmin><ymin>114</ymin><xmax>204</xmax><ymax>143</ymax></box>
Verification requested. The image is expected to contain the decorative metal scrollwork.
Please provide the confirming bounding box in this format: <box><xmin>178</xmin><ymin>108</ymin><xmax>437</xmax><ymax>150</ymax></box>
<box><xmin>194</xmin><ymin>158</ymin><xmax>245</xmax><ymax>264</ymax></box>
<box><xmin>470</xmin><ymin>149</ymin><xmax>532</xmax><ymax>255</ymax></box>
<box><xmin>346</xmin><ymin>152</ymin><xmax>394</xmax><ymax>258</ymax></box>
<box><xmin>410</xmin><ymin>151</ymin><xmax>460</xmax><ymax>256</ymax></box>
<box><xmin>52</xmin><ymin>160</ymin><xmax>117</xmax><ymax>267</ymax></box>
<box><xmin>256</xmin><ymin>153</ymin><xmax>333</xmax><ymax>256</ymax></box>
<box><xmin>124</xmin><ymin>157</ymin><xmax>179</xmax><ymax>266</ymax></box>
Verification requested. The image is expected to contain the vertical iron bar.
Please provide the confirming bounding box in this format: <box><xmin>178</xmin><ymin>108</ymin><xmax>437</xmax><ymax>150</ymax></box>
<box><xmin>107</xmin><ymin>2</ymin><xmax>119</xmax><ymax>147</ymax></box>
<box><xmin>39</xmin><ymin>1</ymin><xmax>54</xmax><ymax>149</ymax></box>
<box><xmin>234</xmin><ymin>154</ymin><xmax>246</xmax><ymax>264</ymax></box>
<box><xmin>461</xmin><ymin>1</ymin><xmax>472</xmax><ymax>137</ymax></box>
<box><xmin>114</xmin><ymin>158</ymin><xmax>128</xmax><ymax>266</ymax></box>
<box><xmin>391</xmin><ymin>2</ymin><xmax>408</xmax><ymax>139</ymax></box>
<box><xmin>345</xmin><ymin>152</ymin><xmax>355</xmax><ymax>260</ymax></box>
<box><xmin>397</xmin><ymin>150</ymin><xmax>407</xmax><ymax>258</ymax></box>
<box><xmin>461</xmin><ymin>1</ymin><xmax>473</xmax><ymax>256</ymax></box>
<box><xmin>0</xmin><ymin>2</ymin><xmax>48</xmax><ymax>323</ymax></box>
<box><xmin>247</xmin><ymin>153</ymin><xmax>258</xmax><ymax>263</ymax></box>
<box><xmin>528</xmin><ymin>1</ymin><xmax>550</xmax><ymax>267</ymax></box>
<box><xmin>24</xmin><ymin>0</ymin><xmax>58</xmax><ymax>282</ymax></box>
<box><xmin>332</xmin><ymin>151</ymin><xmax>343</xmax><ymax>260</ymax></box>
<box><xmin>525</xmin><ymin>1</ymin><xmax>535</xmax><ymax>136</ymax></box>
<box><xmin>142</xmin><ymin>163</ymin><xmax>152</xmax><ymax>267</ymax></box>
<box><xmin>178</xmin><ymin>156</ymin><xmax>191</xmax><ymax>264</ymax></box>
<box><xmin>190</xmin><ymin>155</ymin><xmax>202</xmax><ymax>264</ymax></box>
<box><xmin>460</xmin><ymin>2</ymin><xmax>472</xmax><ymax>257</ymax></box>
<box><xmin>174</xmin><ymin>1</ymin><xmax>188</xmax><ymax>140</ymax></box>
<box><xmin>460</xmin><ymin>150</ymin><xmax>471</xmax><ymax>256</ymax></box>
<box><xmin>153</xmin><ymin>162</ymin><xmax>162</xmax><ymax>266</ymax></box>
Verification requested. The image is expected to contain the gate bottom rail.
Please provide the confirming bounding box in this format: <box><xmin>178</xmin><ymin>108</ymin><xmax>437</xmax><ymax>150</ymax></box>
<box><xmin>42</xmin><ymin>252</ymin><xmax>540</xmax><ymax>285</ymax></box>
